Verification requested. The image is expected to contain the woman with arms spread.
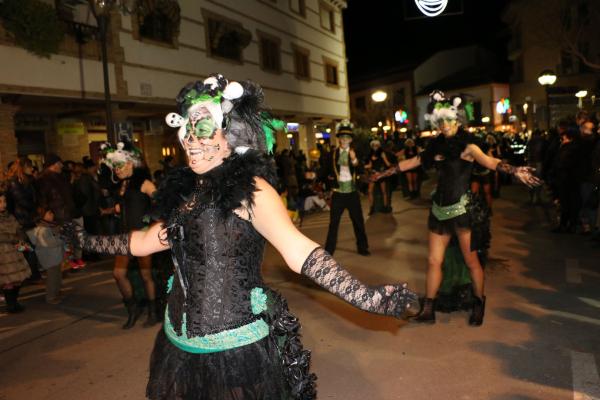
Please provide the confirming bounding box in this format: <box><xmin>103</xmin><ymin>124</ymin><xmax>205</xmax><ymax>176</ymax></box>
<box><xmin>374</xmin><ymin>91</ymin><xmax>541</xmax><ymax>326</ymax></box>
<box><xmin>64</xmin><ymin>74</ymin><xmax>418</xmax><ymax>399</ymax></box>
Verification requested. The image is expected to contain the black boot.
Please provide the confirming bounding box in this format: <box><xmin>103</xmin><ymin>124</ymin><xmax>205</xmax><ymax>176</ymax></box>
<box><xmin>143</xmin><ymin>300</ymin><xmax>159</xmax><ymax>327</ymax></box>
<box><xmin>469</xmin><ymin>296</ymin><xmax>486</xmax><ymax>326</ymax></box>
<box><xmin>122</xmin><ymin>297</ymin><xmax>141</xmax><ymax>329</ymax></box>
<box><xmin>3</xmin><ymin>288</ymin><xmax>25</xmax><ymax>313</ymax></box>
<box><xmin>412</xmin><ymin>297</ymin><xmax>435</xmax><ymax>323</ymax></box>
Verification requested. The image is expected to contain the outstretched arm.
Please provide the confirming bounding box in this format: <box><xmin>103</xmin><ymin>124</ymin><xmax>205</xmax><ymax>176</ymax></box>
<box><xmin>466</xmin><ymin>144</ymin><xmax>542</xmax><ymax>187</ymax></box>
<box><xmin>62</xmin><ymin>221</ymin><xmax>169</xmax><ymax>257</ymax></box>
<box><xmin>398</xmin><ymin>155</ymin><xmax>421</xmax><ymax>172</ymax></box>
<box><xmin>369</xmin><ymin>155</ymin><xmax>421</xmax><ymax>182</ymax></box>
<box><xmin>251</xmin><ymin>178</ymin><xmax>417</xmax><ymax>318</ymax></box>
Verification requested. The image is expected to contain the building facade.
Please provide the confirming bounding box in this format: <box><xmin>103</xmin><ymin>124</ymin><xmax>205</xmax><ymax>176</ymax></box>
<box><xmin>348</xmin><ymin>69</ymin><xmax>414</xmax><ymax>137</ymax></box>
<box><xmin>503</xmin><ymin>0</ymin><xmax>600</xmax><ymax>130</ymax></box>
<box><xmin>0</xmin><ymin>0</ymin><xmax>349</xmax><ymax>172</ymax></box>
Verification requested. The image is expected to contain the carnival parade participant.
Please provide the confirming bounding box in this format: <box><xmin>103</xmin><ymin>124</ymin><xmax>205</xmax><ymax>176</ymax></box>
<box><xmin>373</xmin><ymin>90</ymin><xmax>541</xmax><ymax>326</ymax></box>
<box><xmin>99</xmin><ymin>141</ymin><xmax>157</xmax><ymax>329</ymax></box>
<box><xmin>62</xmin><ymin>74</ymin><xmax>418</xmax><ymax>399</ymax></box>
<box><xmin>324</xmin><ymin>122</ymin><xmax>371</xmax><ymax>255</ymax></box>
<box><xmin>365</xmin><ymin>138</ymin><xmax>392</xmax><ymax>214</ymax></box>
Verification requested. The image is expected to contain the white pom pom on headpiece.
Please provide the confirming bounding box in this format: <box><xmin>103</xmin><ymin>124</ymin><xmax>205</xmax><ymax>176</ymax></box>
<box><xmin>222</xmin><ymin>81</ymin><xmax>244</xmax><ymax>100</ymax></box>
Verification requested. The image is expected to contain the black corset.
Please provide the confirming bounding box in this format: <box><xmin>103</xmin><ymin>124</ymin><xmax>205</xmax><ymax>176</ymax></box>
<box><xmin>167</xmin><ymin>204</ymin><xmax>266</xmax><ymax>338</ymax></box>
<box><xmin>433</xmin><ymin>158</ymin><xmax>473</xmax><ymax>206</ymax></box>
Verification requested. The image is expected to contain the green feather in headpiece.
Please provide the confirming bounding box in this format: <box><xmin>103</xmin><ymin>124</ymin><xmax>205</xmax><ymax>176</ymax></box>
<box><xmin>261</xmin><ymin>117</ymin><xmax>285</xmax><ymax>155</ymax></box>
<box><xmin>464</xmin><ymin>101</ymin><xmax>475</xmax><ymax>122</ymax></box>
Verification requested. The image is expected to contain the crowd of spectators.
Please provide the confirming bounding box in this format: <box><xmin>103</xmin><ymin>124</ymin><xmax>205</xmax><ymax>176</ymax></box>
<box><xmin>0</xmin><ymin>153</ymin><xmax>173</xmax><ymax>312</ymax></box>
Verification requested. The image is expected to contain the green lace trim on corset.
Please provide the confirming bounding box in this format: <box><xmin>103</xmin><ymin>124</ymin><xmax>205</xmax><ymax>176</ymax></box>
<box><xmin>164</xmin><ymin>286</ymin><xmax>269</xmax><ymax>354</ymax></box>
<box><xmin>431</xmin><ymin>193</ymin><xmax>469</xmax><ymax>221</ymax></box>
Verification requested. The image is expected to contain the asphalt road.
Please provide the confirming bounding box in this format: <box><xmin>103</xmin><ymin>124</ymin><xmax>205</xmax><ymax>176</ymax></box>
<box><xmin>1</xmin><ymin>183</ymin><xmax>599</xmax><ymax>400</ymax></box>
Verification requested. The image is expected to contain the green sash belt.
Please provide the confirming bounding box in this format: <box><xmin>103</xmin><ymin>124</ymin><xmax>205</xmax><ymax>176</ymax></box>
<box><xmin>164</xmin><ymin>287</ymin><xmax>270</xmax><ymax>354</ymax></box>
<box><xmin>431</xmin><ymin>193</ymin><xmax>469</xmax><ymax>221</ymax></box>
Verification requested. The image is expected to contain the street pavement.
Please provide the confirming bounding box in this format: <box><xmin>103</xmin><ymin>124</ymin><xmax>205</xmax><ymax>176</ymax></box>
<box><xmin>1</xmin><ymin>182</ymin><xmax>599</xmax><ymax>400</ymax></box>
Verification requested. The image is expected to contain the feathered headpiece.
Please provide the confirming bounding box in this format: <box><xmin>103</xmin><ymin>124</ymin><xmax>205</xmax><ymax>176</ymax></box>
<box><xmin>424</xmin><ymin>90</ymin><xmax>466</xmax><ymax>129</ymax></box>
<box><xmin>165</xmin><ymin>73</ymin><xmax>281</xmax><ymax>154</ymax></box>
<box><xmin>99</xmin><ymin>141</ymin><xmax>143</xmax><ymax>171</ymax></box>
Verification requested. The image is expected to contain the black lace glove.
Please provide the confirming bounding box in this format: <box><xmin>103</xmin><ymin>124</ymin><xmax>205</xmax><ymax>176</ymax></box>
<box><xmin>301</xmin><ymin>247</ymin><xmax>419</xmax><ymax>319</ymax></box>
<box><xmin>61</xmin><ymin>222</ymin><xmax>131</xmax><ymax>256</ymax></box>
<box><xmin>496</xmin><ymin>161</ymin><xmax>542</xmax><ymax>188</ymax></box>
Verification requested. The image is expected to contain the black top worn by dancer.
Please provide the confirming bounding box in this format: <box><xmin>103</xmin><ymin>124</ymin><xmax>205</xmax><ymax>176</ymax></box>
<box><xmin>63</xmin><ymin>74</ymin><xmax>419</xmax><ymax>400</ymax></box>
<box><xmin>119</xmin><ymin>168</ymin><xmax>152</xmax><ymax>231</ymax></box>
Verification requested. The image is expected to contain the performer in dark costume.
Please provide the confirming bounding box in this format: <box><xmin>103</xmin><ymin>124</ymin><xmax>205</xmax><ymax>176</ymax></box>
<box><xmin>324</xmin><ymin>122</ymin><xmax>370</xmax><ymax>256</ymax></box>
<box><xmin>373</xmin><ymin>91</ymin><xmax>541</xmax><ymax>326</ymax></box>
<box><xmin>99</xmin><ymin>142</ymin><xmax>158</xmax><ymax>328</ymax></box>
<box><xmin>63</xmin><ymin>74</ymin><xmax>418</xmax><ymax>399</ymax></box>
<box><xmin>365</xmin><ymin>138</ymin><xmax>392</xmax><ymax>214</ymax></box>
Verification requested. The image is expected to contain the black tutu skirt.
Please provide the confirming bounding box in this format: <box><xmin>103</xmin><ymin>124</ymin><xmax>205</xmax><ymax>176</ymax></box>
<box><xmin>146</xmin><ymin>289</ymin><xmax>317</xmax><ymax>400</ymax></box>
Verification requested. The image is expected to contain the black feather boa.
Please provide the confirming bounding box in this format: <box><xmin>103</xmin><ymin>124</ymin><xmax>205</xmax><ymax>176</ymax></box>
<box><xmin>420</xmin><ymin>129</ymin><xmax>475</xmax><ymax>169</ymax></box>
<box><xmin>151</xmin><ymin>150</ymin><xmax>277</xmax><ymax>222</ymax></box>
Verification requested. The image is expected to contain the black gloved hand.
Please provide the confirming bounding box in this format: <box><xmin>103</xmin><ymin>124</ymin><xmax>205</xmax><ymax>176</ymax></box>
<box><xmin>301</xmin><ymin>247</ymin><xmax>419</xmax><ymax>319</ymax></box>
<box><xmin>61</xmin><ymin>221</ymin><xmax>131</xmax><ymax>256</ymax></box>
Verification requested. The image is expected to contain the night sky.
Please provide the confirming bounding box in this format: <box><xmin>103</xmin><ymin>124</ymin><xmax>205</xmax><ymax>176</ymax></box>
<box><xmin>343</xmin><ymin>0</ymin><xmax>512</xmax><ymax>83</ymax></box>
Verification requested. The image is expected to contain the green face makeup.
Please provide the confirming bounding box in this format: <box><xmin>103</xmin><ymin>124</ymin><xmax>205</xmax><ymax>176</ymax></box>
<box><xmin>186</xmin><ymin>108</ymin><xmax>218</xmax><ymax>141</ymax></box>
<box><xmin>112</xmin><ymin>161</ymin><xmax>126</xmax><ymax>170</ymax></box>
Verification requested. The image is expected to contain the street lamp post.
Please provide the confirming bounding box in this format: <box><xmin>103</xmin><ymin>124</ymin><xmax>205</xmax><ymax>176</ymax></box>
<box><xmin>537</xmin><ymin>69</ymin><xmax>557</xmax><ymax>131</ymax></box>
<box><xmin>89</xmin><ymin>0</ymin><xmax>140</xmax><ymax>144</ymax></box>
<box><xmin>575</xmin><ymin>90</ymin><xmax>588</xmax><ymax>109</ymax></box>
<box><xmin>371</xmin><ymin>90</ymin><xmax>388</xmax><ymax>136</ymax></box>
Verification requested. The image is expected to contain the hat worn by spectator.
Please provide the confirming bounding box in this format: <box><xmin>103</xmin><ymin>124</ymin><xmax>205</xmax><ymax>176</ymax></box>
<box><xmin>44</xmin><ymin>153</ymin><xmax>62</xmax><ymax>169</ymax></box>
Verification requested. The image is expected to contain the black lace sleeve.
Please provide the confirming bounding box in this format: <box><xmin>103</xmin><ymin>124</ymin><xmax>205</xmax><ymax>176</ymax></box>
<box><xmin>301</xmin><ymin>247</ymin><xmax>418</xmax><ymax>318</ymax></box>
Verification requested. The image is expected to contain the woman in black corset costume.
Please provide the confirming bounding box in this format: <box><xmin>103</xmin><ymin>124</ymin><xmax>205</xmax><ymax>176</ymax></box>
<box><xmin>63</xmin><ymin>74</ymin><xmax>419</xmax><ymax>400</ymax></box>
<box><xmin>373</xmin><ymin>91</ymin><xmax>541</xmax><ymax>326</ymax></box>
<box><xmin>99</xmin><ymin>141</ymin><xmax>157</xmax><ymax>328</ymax></box>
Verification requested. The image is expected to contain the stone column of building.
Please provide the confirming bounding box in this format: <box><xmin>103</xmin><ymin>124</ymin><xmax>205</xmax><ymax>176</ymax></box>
<box><xmin>299</xmin><ymin>118</ymin><xmax>315</xmax><ymax>168</ymax></box>
<box><xmin>0</xmin><ymin>104</ymin><xmax>19</xmax><ymax>169</ymax></box>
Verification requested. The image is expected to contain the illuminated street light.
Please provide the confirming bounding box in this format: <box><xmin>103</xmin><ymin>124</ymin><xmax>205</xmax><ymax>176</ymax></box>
<box><xmin>576</xmin><ymin>90</ymin><xmax>588</xmax><ymax>109</ymax></box>
<box><xmin>538</xmin><ymin>70</ymin><xmax>557</xmax><ymax>129</ymax></box>
<box><xmin>481</xmin><ymin>116</ymin><xmax>490</xmax><ymax>124</ymax></box>
<box><xmin>537</xmin><ymin>70</ymin><xmax>557</xmax><ymax>86</ymax></box>
<box><xmin>371</xmin><ymin>91</ymin><xmax>387</xmax><ymax>102</ymax></box>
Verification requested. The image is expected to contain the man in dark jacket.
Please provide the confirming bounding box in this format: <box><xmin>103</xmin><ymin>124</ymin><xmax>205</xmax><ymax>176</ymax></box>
<box><xmin>553</xmin><ymin>130</ymin><xmax>580</xmax><ymax>233</ymax></box>
<box><xmin>323</xmin><ymin>122</ymin><xmax>370</xmax><ymax>256</ymax></box>
<box><xmin>576</xmin><ymin>119</ymin><xmax>599</xmax><ymax>234</ymax></box>
<box><xmin>36</xmin><ymin>154</ymin><xmax>76</xmax><ymax>225</ymax></box>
